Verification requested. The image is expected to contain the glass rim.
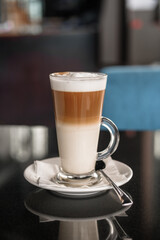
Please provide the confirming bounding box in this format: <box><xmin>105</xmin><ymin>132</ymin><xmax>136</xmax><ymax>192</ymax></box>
<box><xmin>49</xmin><ymin>72</ymin><xmax>107</xmax><ymax>82</ymax></box>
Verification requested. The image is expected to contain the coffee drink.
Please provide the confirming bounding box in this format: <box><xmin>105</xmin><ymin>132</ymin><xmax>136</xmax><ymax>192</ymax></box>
<box><xmin>50</xmin><ymin>72</ymin><xmax>119</xmax><ymax>186</ymax></box>
<box><xmin>50</xmin><ymin>72</ymin><xmax>106</xmax><ymax>175</ymax></box>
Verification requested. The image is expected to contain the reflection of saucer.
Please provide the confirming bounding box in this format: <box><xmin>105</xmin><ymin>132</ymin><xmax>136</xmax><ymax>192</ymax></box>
<box><xmin>24</xmin><ymin>157</ymin><xmax>133</xmax><ymax>197</ymax></box>
<box><xmin>24</xmin><ymin>189</ymin><xmax>132</xmax><ymax>221</ymax></box>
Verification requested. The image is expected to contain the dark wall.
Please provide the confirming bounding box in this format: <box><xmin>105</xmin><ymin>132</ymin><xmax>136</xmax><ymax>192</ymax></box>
<box><xmin>0</xmin><ymin>30</ymin><xmax>97</xmax><ymax>126</ymax></box>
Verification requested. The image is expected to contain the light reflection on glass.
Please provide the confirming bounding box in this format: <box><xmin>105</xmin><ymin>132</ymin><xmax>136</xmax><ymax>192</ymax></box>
<box><xmin>0</xmin><ymin>126</ymin><xmax>10</xmax><ymax>160</ymax></box>
<box><xmin>154</xmin><ymin>131</ymin><xmax>160</xmax><ymax>159</ymax></box>
<box><xmin>58</xmin><ymin>221</ymin><xmax>99</xmax><ymax>240</ymax></box>
<box><xmin>0</xmin><ymin>126</ymin><xmax>48</xmax><ymax>162</ymax></box>
<box><xmin>10</xmin><ymin>126</ymin><xmax>32</xmax><ymax>162</ymax></box>
<box><xmin>31</xmin><ymin>126</ymin><xmax>48</xmax><ymax>159</ymax></box>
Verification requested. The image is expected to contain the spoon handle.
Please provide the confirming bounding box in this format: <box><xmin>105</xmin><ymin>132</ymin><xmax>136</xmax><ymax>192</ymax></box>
<box><xmin>100</xmin><ymin>170</ymin><xmax>133</xmax><ymax>206</ymax></box>
<box><xmin>111</xmin><ymin>217</ymin><xmax>132</xmax><ymax>240</ymax></box>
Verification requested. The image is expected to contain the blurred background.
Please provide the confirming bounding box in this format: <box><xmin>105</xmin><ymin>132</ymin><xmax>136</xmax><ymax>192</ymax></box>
<box><xmin>1</xmin><ymin>0</ymin><xmax>160</xmax><ymax>161</ymax></box>
<box><xmin>0</xmin><ymin>2</ymin><xmax>160</xmax><ymax>239</ymax></box>
<box><xmin>0</xmin><ymin>0</ymin><xmax>160</xmax><ymax>125</ymax></box>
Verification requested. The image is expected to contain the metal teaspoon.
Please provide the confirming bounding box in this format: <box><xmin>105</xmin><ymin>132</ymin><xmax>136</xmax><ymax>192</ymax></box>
<box><xmin>95</xmin><ymin>160</ymin><xmax>133</xmax><ymax>206</ymax></box>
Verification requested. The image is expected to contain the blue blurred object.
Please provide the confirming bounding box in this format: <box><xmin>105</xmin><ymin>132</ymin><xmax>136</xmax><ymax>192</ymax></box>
<box><xmin>100</xmin><ymin>65</ymin><xmax>160</xmax><ymax>130</ymax></box>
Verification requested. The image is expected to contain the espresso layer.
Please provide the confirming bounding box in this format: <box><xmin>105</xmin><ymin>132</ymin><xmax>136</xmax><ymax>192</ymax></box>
<box><xmin>52</xmin><ymin>90</ymin><xmax>105</xmax><ymax>124</ymax></box>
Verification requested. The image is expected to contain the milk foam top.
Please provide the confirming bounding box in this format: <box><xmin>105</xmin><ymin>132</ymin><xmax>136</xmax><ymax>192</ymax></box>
<box><xmin>50</xmin><ymin>72</ymin><xmax>107</xmax><ymax>92</ymax></box>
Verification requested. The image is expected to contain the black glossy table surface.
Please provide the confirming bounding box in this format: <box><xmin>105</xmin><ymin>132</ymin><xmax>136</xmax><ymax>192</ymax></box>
<box><xmin>0</xmin><ymin>126</ymin><xmax>159</xmax><ymax>240</ymax></box>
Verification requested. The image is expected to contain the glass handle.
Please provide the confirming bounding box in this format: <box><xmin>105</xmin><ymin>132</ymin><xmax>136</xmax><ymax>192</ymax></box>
<box><xmin>97</xmin><ymin>117</ymin><xmax>120</xmax><ymax>160</ymax></box>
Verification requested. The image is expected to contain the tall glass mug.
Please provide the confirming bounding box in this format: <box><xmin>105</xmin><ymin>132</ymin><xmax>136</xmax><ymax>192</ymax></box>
<box><xmin>49</xmin><ymin>72</ymin><xmax>120</xmax><ymax>186</ymax></box>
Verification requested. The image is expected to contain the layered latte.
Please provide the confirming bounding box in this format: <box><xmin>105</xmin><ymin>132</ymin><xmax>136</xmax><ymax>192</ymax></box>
<box><xmin>50</xmin><ymin>72</ymin><xmax>107</xmax><ymax>175</ymax></box>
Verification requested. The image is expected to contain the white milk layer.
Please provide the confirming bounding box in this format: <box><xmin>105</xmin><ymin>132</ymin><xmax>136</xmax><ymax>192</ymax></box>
<box><xmin>50</xmin><ymin>72</ymin><xmax>107</xmax><ymax>92</ymax></box>
<box><xmin>56</xmin><ymin>122</ymin><xmax>100</xmax><ymax>174</ymax></box>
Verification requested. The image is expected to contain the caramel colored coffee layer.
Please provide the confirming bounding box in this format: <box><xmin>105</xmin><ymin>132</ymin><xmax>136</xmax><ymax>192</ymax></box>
<box><xmin>52</xmin><ymin>90</ymin><xmax>105</xmax><ymax>124</ymax></box>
